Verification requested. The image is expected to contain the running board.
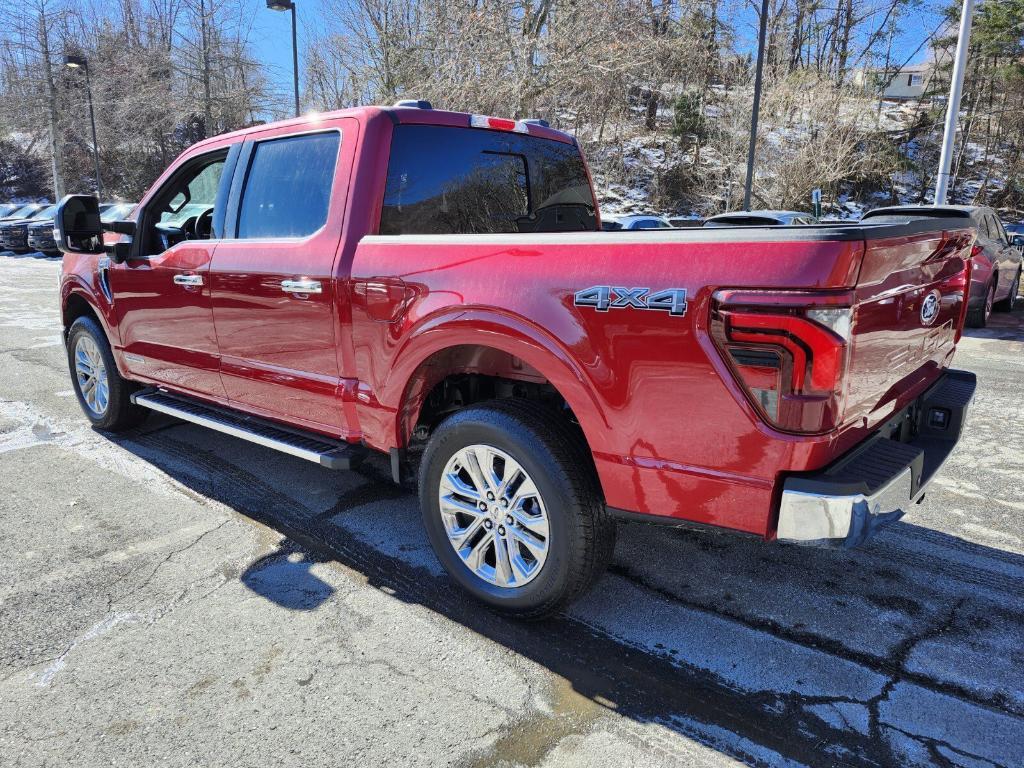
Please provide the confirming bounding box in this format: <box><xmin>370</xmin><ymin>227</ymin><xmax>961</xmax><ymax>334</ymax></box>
<box><xmin>131</xmin><ymin>389</ymin><xmax>365</xmax><ymax>470</ymax></box>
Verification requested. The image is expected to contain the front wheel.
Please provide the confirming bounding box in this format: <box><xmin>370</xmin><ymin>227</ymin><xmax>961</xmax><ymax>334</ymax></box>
<box><xmin>418</xmin><ymin>400</ymin><xmax>615</xmax><ymax>619</ymax></box>
<box><xmin>994</xmin><ymin>269</ymin><xmax>1021</xmax><ymax>312</ymax></box>
<box><xmin>966</xmin><ymin>281</ymin><xmax>996</xmax><ymax>328</ymax></box>
<box><xmin>67</xmin><ymin>316</ymin><xmax>146</xmax><ymax>431</ymax></box>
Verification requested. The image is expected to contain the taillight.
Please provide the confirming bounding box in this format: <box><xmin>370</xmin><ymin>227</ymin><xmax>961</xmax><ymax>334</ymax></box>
<box><xmin>946</xmin><ymin>255</ymin><xmax>973</xmax><ymax>342</ymax></box>
<box><xmin>470</xmin><ymin>114</ymin><xmax>530</xmax><ymax>133</ymax></box>
<box><xmin>710</xmin><ymin>290</ymin><xmax>854</xmax><ymax>434</ymax></box>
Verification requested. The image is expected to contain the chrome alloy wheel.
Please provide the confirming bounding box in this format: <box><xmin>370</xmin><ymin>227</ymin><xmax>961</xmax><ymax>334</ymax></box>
<box><xmin>74</xmin><ymin>335</ymin><xmax>109</xmax><ymax>416</ymax></box>
<box><xmin>438</xmin><ymin>444</ymin><xmax>550</xmax><ymax>588</ymax></box>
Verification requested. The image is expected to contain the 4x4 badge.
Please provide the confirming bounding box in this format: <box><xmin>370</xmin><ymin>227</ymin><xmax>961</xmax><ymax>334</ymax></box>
<box><xmin>574</xmin><ymin>286</ymin><xmax>688</xmax><ymax>317</ymax></box>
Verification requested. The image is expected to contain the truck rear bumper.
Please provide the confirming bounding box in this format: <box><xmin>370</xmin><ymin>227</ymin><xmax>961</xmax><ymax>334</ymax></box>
<box><xmin>776</xmin><ymin>368</ymin><xmax>976</xmax><ymax>548</ymax></box>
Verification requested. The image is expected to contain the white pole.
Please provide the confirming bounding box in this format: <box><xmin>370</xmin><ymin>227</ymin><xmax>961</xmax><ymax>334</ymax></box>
<box><xmin>934</xmin><ymin>0</ymin><xmax>975</xmax><ymax>205</ymax></box>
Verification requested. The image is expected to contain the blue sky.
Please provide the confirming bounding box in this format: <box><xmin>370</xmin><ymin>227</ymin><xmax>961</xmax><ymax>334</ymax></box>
<box><xmin>247</xmin><ymin>0</ymin><xmax>944</xmax><ymax>109</ymax></box>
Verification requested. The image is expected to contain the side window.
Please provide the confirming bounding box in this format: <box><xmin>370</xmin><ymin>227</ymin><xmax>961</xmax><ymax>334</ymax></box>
<box><xmin>144</xmin><ymin>151</ymin><xmax>227</xmax><ymax>255</ymax></box>
<box><xmin>380</xmin><ymin>124</ymin><xmax>597</xmax><ymax>235</ymax></box>
<box><xmin>991</xmin><ymin>216</ymin><xmax>1008</xmax><ymax>245</ymax></box>
<box><xmin>237</xmin><ymin>131</ymin><xmax>340</xmax><ymax>239</ymax></box>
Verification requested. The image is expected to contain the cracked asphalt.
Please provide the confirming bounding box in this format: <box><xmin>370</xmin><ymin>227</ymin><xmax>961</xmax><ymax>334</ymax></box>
<box><xmin>1</xmin><ymin>251</ymin><xmax>1023</xmax><ymax>767</ymax></box>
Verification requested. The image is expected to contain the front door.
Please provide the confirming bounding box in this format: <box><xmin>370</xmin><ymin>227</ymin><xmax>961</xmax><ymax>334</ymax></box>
<box><xmin>210</xmin><ymin>120</ymin><xmax>355</xmax><ymax>436</ymax></box>
<box><xmin>111</xmin><ymin>146</ymin><xmax>236</xmax><ymax>399</ymax></box>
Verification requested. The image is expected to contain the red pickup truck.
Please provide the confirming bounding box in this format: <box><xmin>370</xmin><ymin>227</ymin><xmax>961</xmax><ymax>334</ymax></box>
<box><xmin>56</xmin><ymin>104</ymin><xmax>977</xmax><ymax>617</ymax></box>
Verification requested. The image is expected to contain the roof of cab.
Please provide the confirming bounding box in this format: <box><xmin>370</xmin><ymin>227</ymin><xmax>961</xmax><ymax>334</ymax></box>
<box><xmin>187</xmin><ymin>104</ymin><xmax>577</xmax><ymax>152</ymax></box>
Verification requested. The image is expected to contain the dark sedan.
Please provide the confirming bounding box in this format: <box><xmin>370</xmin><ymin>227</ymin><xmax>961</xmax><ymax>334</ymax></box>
<box><xmin>862</xmin><ymin>205</ymin><xmax>1022</xmax><ymax>327</ymax></box>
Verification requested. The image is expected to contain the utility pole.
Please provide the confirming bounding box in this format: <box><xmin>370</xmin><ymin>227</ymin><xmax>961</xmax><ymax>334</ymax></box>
<box><xmin>39</xmin><ymin>10</ymin><xmax>64</xmax><ymax>200</ymax></box>
<box><xmin>934</xmin><ymin>0</ymin><xmax>975</xmax><ymax>205</ymax></box>
<box><xmin>743</xmin><ymin>0</ymin><xmax>770</xmax><ymax>211</ymax></box>
<box><xmin>200</xmin><ymin>0</ymin><xmax>212</xmax><ymax>137</ymax></box>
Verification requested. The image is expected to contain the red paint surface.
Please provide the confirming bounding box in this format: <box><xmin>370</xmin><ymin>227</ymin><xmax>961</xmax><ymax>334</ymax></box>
<box><xmin>60</xmin><ymin>106</ymin><xmax>976</xmax><ymax>539</ymax></box>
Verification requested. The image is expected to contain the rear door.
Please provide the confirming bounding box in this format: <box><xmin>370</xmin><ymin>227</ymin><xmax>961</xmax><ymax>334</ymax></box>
<box><xmin>209</xmin><ymin>118</ymin><xmax>357</xmax><ymax>437</ymax></box>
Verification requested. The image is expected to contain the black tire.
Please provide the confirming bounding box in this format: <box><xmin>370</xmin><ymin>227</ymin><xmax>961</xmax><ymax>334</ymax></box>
<box><xmin>418</xmin><ymin>399</ymin><xmax>615</xmax><ymax>619</ymax></box>
<box><xmin>66</xmin><ymin>316</ymin><xmax>146</xmax><ymax>431</ymax></box>
<box><xmin>966</xmin><ymin>281</ymin><xmax>996</xmax><ymax>328</ymax></box>
<box><xmin>994</xmin><ymin>269</ymin><xmax>1021</xmax><ymax>312</ymax></box>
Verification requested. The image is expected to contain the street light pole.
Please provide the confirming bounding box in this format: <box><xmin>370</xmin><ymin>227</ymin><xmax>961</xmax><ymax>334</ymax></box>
<box><xmin>934</xmin><ymin>0</ymin><xmax>975</xmax><ymax>205</ymax></box>
<box><xmin>65</xmin><ymin>54</ymin><xmax>103</xmax><ymax>200</ymax></box>
<box><xmin>267</xmin><ymin>0</ymin><xmax>300</xmax><ymax>117</ymax></box>
<box><xmin>742</xmin><ymin>0</ymin><xmax>770</xmax><ymax>211</ymax></box>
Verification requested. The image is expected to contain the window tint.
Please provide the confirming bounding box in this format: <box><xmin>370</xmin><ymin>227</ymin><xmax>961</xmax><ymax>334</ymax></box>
<box><xmin>238</xmin><ymin>131</ymin><xmax>339</xmax><ymax>239</ymax></box>
<box><xmin>380</xmin><ymin>125</ymin><xmax>596</xmax><ymax>234</ymax></box>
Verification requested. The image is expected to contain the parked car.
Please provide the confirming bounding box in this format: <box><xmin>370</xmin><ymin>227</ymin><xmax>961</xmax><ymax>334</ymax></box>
<box><xmin>1006</xmin><ymin>222</ymin><xmax>1024</xmax><ymax>254</ymax></box>
<box><xmin>0</xmin><ymin>203</ymin><xmax>22</xmax><ymax>218</ymax></box>
<box><xmin>862</xmin><ymin>205</ymin><xmax>1022</xmax><ymax>326</ymax></box>
<box><xmin>703</xmin><ymin>210</ymin><xmax>820</xmax><ymax>227</ymax></box>
<box><xmin>667</xmin><ymin>217</ymin><xmax>704</xmax><ymax>228</ymax></box>
<box><xmin>601</xmin><ymin>214</ymin><xmax>674</xmax><ymax>230</ymax></box>
<box><xmin>56</xmin><ymin>104</ymin><xmax>977</xmax><ymax>618</ymax></box>
<box><xmin>100</xmin><ymin>202</ymin><xmax>137</xmax><ymax>222</ymax></box>
<box><xmin>0</xmin><ymin>202</ymin><xmax>47</xmax><ymax>223</ymax></box>
<box><xmin>0</xmin><ymin>203</ymin><xmax>56</xmax><ymax>253</ymax></box>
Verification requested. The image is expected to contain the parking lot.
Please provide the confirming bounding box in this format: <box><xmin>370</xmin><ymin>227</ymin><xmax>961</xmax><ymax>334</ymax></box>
<box><xmin>1</xmin><ymin>252</ymin><xmax>1022</xmax><ymax>767</ymax></box>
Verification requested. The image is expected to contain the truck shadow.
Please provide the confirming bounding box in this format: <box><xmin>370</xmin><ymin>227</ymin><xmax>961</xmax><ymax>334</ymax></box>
<box><xmin>110</xmin><ymin>422</ymin><xmax>1024</xmax><ymax>768</ymax></box>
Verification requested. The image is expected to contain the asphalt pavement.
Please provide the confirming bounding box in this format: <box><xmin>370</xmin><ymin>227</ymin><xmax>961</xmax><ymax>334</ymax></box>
<box><xmin>1</xmin><ymin>251</ymin><xmax>1022</xmax><ymax>767</ymax></box>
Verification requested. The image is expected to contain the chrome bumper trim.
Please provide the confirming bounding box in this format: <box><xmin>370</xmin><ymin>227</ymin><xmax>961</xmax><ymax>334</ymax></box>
<box><xmin>777</xmin><ymin>466</ymin><xmax>917</xmax><ymax>547</ymax></box>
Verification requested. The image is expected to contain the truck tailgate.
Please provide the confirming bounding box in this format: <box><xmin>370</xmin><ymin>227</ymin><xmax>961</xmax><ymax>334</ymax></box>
<box><xmin>845</xmin><ymin>226</ymin><xmax>975</xmax><ymax>429</ymax></box>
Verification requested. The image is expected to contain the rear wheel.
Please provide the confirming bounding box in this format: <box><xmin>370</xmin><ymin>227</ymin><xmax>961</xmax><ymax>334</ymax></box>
<box><xmin>994</xmin><ymin>269</ymin><xmax>1020</xmax><ymax>312</ymax></box>
<box><xmin>418</xmin><ymin>400</ymin><xmax>615</xmax><ymax>619</ymax></box>
<box><xmin>67</xmin><ymin>316</ymin><xmax>146</xmax><ymax>431</ymax></box>
<box><xmin>966</xmin><ymin>281</ymin><xmax>996</xmax><ymax>328</ymax></box>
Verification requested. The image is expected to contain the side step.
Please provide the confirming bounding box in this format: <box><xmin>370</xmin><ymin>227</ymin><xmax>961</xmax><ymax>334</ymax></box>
<box><xmin>131</xmin><ymin>389</ymin><xmax>365</xmax><ymax>470</ymax></box>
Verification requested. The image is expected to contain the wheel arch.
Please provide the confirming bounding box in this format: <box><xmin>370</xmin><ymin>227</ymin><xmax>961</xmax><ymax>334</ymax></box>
<box><xmin>383</xmin><ymin>310</ymin><xmax>611</xmax><ymax>456</ymax></box>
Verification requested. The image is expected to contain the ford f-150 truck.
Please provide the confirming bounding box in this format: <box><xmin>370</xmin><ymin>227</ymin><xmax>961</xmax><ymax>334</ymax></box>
<box><xmin>56</xmin><ymin>103</ymin><xmax>977</xmax><ymax>618</ymax></box>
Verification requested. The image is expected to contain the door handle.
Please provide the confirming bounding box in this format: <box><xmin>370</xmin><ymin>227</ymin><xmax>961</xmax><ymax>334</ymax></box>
<box><xmin>281</xmin><ymin>279</ymin><xmax>322</xmax><ymax>294</ymax></box>
<box><xmin>173</xmin><ymin>274</ymin><xmax>203</xmax><ymax>286</ymax></box>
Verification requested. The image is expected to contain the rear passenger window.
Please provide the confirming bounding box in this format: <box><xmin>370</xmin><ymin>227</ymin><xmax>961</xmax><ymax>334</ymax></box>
<box><xmin>237</xmin><ymin>131</ymin><xmax>339</xmax><ymax>239</ymax></box>
<box><xmin>977</xmin><ymin>215</ymin><xmax>993</xmax><ymax>240</ymax></box>
<box><xmin>380</xmin><ymin>124</ymin><xmax>597</xmax><ymax>234</ymax></box>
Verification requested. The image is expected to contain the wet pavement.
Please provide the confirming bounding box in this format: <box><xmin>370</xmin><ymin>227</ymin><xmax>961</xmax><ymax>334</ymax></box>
<box><xmin>1</xmin><ymin>251</ymin><xmax>1022</xmax><ymax>767</ymax></box>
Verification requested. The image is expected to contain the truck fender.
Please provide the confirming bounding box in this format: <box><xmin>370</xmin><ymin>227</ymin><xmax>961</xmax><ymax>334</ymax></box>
<box><xmin>60</xmin><ymin>279</ymin><xmax>126</xmax><ymax>374</ymax></box>
<box><xmin>380</xmin><ymin>307</ymin><xmax>612</xmax><ymax>454</ymax></box>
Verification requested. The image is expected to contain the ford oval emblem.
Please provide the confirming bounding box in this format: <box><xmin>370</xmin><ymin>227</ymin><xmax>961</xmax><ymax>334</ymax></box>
<box><xmin>920</xmin><ymin>290</ymin><xmax>940</xmax><ymax>326</ymax></box>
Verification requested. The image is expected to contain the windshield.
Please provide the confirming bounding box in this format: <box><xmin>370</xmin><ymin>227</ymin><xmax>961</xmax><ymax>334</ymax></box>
<box><xmin>8</xmin><ymin>204</ymin><xmax>40</xmax><ymax>219</ymax></box>
<box><xmin>34</xmin><ymin>205</ymin><xmax>58</xmax><ymax>220</ymax></box>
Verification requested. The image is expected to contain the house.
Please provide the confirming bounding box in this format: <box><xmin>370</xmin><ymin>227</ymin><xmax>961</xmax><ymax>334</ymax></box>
<box><xmin>853</xmin><ymin>62</ymin><xmax>936</xmax><ymax>101</ymax></box>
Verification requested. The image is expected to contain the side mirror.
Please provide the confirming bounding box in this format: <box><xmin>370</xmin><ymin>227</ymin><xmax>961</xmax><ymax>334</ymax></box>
<box><xmin>55</xmin><ymin>195</ymin><xmax>104</xmax><ymax>255</ymax></box>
